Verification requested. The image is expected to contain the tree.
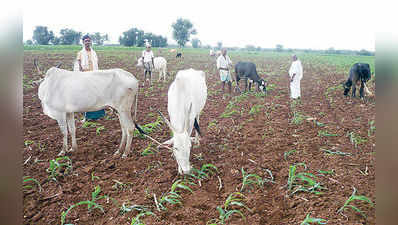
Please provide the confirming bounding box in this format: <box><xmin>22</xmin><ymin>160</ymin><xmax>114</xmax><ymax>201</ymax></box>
<box><xmin>358</xmin><ymin>49</ymin><xmax>373</xmax><ymax>56</ymax></box>
<box><xmin>191</xmin><ymin>38</ymin><xmax>201</xmax><ymax>48</ymax></box>
<box><xmin>32</xmin><ymin>26</ymin><xmax>54</xmax><ymax>45</ymax></box>
<box><xmin>59</xmin><ymin>28</ymin><xmax>82</xmax><ymax>45</ymax></box>
<box><xmin>90</xmin><ymin>32</ymin><xmax>109</xmax><ymax>45</ymax></box>
<box><xmin>217</xmin><ymin>42</ymin><xmax>222</xmax><ymax>50</ymax></box>
<box><xmin>172</xmin><ymin>18</ymin><xmax>197</xmax><ymax>47</ymax></box>
<box><xmin>119</xmin><ymin>27</ymin><xmax>144</xmax><ymax>46</ymax></box>
<box><xmin>25</xmin><ymin>40</ymin><xmax>33</xmax><ymax>45</ymax></box>
<box><xmin>276</xmin><ymin>44</ymin><xmax>284</xmax><ymax>52</ymax></box>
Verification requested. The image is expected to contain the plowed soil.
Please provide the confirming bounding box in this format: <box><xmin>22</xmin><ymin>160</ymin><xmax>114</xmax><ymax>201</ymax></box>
<box><xmin>23</xmin><ymin>50</ymin><xmax>375</xmax><ymax>225</ymax></box>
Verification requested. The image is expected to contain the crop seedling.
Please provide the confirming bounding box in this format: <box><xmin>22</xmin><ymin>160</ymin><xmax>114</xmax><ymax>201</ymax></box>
<box><xmin>120</xmin><ymin>203</ymin><xmax>149</xmax><ymax>215</ymax></box>
<box><xmin>287</xmin><ymin>163</ymin><xmax>327</xmax><ymax>196</ymax></box>
<box><xmin>23</xmin><ymin>176</ymin><xmax>42</xmax><ymax>192</ymax></box>
<box><xmin>131</xmin><ymin>211</ymin><xmax>157</xmax><ymax>225</ymax></box>
<box><xmin>318</xmin><ymin>130</ymin><xmax>338</xmax><ymax>137</ymax></box>
<box><xmin>141</xmin><ymin>143</ymin><xmax>158</xmax><ymax>156</ymax></box>
<box><xmin>346</xmin><ymin>131</ymin><xmax>367</xmax><ymax>148</ymax></box>
<box><xmin>368</xmin><ymin>120</ymin><xmax>375</xmax><ymax>136</ymax></box>
<box><xmin>133</xmin><ymin>116</ymin><xmax>162</xmax><ymax>138</ymax></box>
<box><xmin>24</xmin><ymin>140</ymin><xmax>34</xmax><ymax>147</ymax></box>
<box><xmin>91</xmin><ymin>171</ymin><xmax>100</xmax><ymax>181</ymax></box>
<box><xmin>112</xmin><ymin>179</ymin><xmax>132</xmax><ymax>191</ymax></box>
<box><xmin>46</xmin><ymin>156</ymin><xmax>73</xmax><ymax>182</ymax></box>
<box><xmin>61</xmin><ymin>185</ymin><xmax>118</xmax><ymax>225</ymax></box>
<box><xmin>300</xmin><ymin>213</ymin><xmax>327</xmax><ymax>224</ymax></box>
<box><xmin>337</xmin><ymin>187</ymin><xmax>374</xmax><ymax>218</ymax></box>
<box><xmin>240</xmin><ymin>167</ymin><xmax>264</xmax><ymax>192</ymax></box>
<box><xmin>82</xmin><ymin>121</ymin><xmax>100</xmax><ymax>128</ymax></box>
<box><xmin>220</xmin><ymin>109</ymin><xmax>239</xmax><ymax>118</ymax></box>
<box><xmin>284</xmin><ymin>149</ymin><xmax>297</xmax><ymax>160</ymax></box>
<box><xmin>96</xmin><ymin>126</ymin><xmax>105</xmax><ymax>135</ymax></box>
<box><xmin>291</xmin><ymin>111</ymin><xmax>306</xmax><ymax>125</ymax></box>
<box><xmin>187</xmin><ymin>164</ymin><xmax>218</xmax><ymax>185</ymax></box>
<box><xmin>249</xmin><ymin>104</ymin><xmax>264</xmax><ymax>115</ymax></box>
<box><xmin>321</xmin><ymin>148</ymin><xmax>351</xmax><ymax>156</ymax></box>
<box><xmin>154</xmin><ymin>179</ymin><xmax>193</xmax><ymax>211</ymax></box>
<box><xmin>207</xmin><ymin>192</ymin><xmax>252</xmax><ymax>225</ymax></box>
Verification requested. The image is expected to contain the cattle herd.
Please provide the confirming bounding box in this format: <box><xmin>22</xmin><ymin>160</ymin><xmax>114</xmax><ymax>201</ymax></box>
<box><xmin>35</xmin><ymin>50</ymin><xmax>373</xmax><ymax>176</ymax></box>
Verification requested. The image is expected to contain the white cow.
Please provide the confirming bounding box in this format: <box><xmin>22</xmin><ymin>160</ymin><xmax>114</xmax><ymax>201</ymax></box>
<box><xmin>209</xmin><ymin>49</ymin><xmax>215</xmax><ymax>56</ymax></box>
<box><xmin>38</xmin><ymin>67</ymin><xmax>139</xmax><ymax>157</ymax></box>
<box><xmin>136</xmin><ymin>57</ymin><xmax>169</xmax><ymax>82</ymax></box>
<box><xmin>159</xmin><ymin>68</ymin><xmax>207</xmax><ymax>174</ymax></box>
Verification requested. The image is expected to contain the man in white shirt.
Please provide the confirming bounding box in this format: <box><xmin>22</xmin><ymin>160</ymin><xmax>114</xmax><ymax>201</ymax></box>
<box><xmin>142</xmin><ymin>43</ymin><xmax>155</xmax><ymax>86</ymax></box>
<box><xmin>288</xmin><ymin>54</ymin><xmax>303</xmax><ymax>99</ymax></box>
<box><xmin>216</xmin><ymin>48</ymin><xmax>233</xmax><ymax>94</ymax></box>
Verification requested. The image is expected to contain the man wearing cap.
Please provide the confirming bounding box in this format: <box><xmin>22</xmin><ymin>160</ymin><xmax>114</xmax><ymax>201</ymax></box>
<box><xmin>288</xmin><ymin>54</ymin><xmax>303</xmax><ymax>99</ymax></box>
<box><xmin>75</xmin><ymin>34</ymin><xmax>105</xmax><ymax>121</ymax></box>
<box><xmin>141</xmin><ymin>43</ymin><xmax>155</xmax><ymax>86</ymax></box>
<box><xmin>216</xmin><ymin>48</ymin><xmax>233</xmax><ymax>94</ymax></box>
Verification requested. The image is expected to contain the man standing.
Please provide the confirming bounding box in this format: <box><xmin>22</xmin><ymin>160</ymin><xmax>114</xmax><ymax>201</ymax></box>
<box><xmin>216</xmin><ymin>48</ymin><xmax>233</xmax><ymax>94</ymax></box>
<box><xmin>288</xmin><ymin>54</ymin><xmax>303</xmax><ymax>99</ymax></box>
<box><xmin>76</xmin><ymin>34</ymin><xmax>105</xmax><ymax>121</ymax></box>
<box><xmin>142</xmin><ymin>43</ymin><xmax>155</xmax><ymax>86</ymax></box>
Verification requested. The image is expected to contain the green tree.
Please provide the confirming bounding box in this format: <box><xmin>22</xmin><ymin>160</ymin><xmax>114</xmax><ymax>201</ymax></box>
<box><xmin>25</xmin><ymin>40</ymin><xmax>33</xmax><ymax>45</ymax></box>
<box><xmin>191</xmin><ymin>38</ymin><xmax>201</xmax><ymax>48</ymax></box>
<box><xmin>172</xmin><ymin>18</ymin><xmax>197</xmax><ymax>47</ymax></box>
<box><xmin>51</xmin><ymin>37</ymin><xmax>61</xmax><ymax>45</ymax></box>
<box><xmin>276</xmin><ymin>44</ymin><xmax>284</xmax><ymax>52</ymax></box>
<box><xmin>217</xmin><ymin>42</ymin><xmax>222</xmax><ymax>50</ymax></box>
<box><xmin>59</xmin><ymin>28</ymin><xmax>82</xmax><ymax>45</ymax></box>
<box><xmin>32</xmin><ymin>26</ymin><xmax>54</xmax><ymax>45</ymax></box>
<box><xmin>89</xmin><ymin>32</ymin><xmax>109</xmax><ymax>45</ymax></box>
<box><xmin>119</xmin><ymin>27</ymin><xmax>144</xmax><ymax>46</ymax></box>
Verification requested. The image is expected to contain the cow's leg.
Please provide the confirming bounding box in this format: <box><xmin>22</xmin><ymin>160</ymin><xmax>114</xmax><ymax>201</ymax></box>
<box><xmin>119</xmin><ymin>111</ymin><xmax>134</xmax><ymax>158</ymax></box>
<box><xmin>364</xmin><ymin>83</ymin><xmax>373</xmax><ymax>96</ymax></box>
<box><xmin>343</xmin><ymin>79</ymin><xmax>352</xmax><ymax>96</ymax></box>
<box><xmin>235</xmin><ymin>76</ymin><xmax>241</xmax><ymax>93</ymax></box>
<box><xmin>66</xmin><ymin>112</ymin><xmax>78</xmax><ymax>152</ymax></box>
<box><xmin>114</xmin><ymin>113</ymin><xmax>126</xmax><ymax>156</ymax></box>
<box><xmin>248</xmin><ymin>79</ymin><xmax>252</xmax><ymax>91</ymax></box>
<box><xmin>56</xmin><ymin>114</ymin><xmax>68</xmax><ymax>156</ymax></box>
<box><xmin>244</xmin><ymin>77</ymin><xmax>248</xmax><ymax>92</ymax></box>
<box><xmin>359</xmin><ymin>81</ymin><xmax>365</xmax><ymax>99</ymax></box>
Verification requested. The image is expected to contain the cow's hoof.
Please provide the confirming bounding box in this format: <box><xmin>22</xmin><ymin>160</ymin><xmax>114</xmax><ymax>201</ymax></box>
<box><xmin>121</xmin><ymin>154</ymin><xmax>128</xmax><ymax>159</ymax></box>
<box><xmin>57</xmin><ymin>150</ymin><xmax>66</xmax><ymax>156</ymax></box>
<box><xmin>113</xmin><ymin>150</ymin><xmax>120</xmax><ymax>156</ymax></box>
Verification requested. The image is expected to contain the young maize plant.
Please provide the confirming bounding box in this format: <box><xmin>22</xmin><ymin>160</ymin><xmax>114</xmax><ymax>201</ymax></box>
<box><xmin>346</xmin><ymin>131</ymin><xmax>367</xmax><ymax>148</ymax></box>
<box><xmin>321</xmin><ymin>148</ymin><xmax>351</xmax><ymax>156</ymax></box>
<box><xmin>284</xmin><ymin>149</ymin><xmax>297</xmax><ymax>160</ymax></box>
<box><xmin>133</xmin><ymin>116</ymin><xmax>162</xmax><ymax>138</ymax></box>
<box><xmin>287</xmin><ymin>163</ymin><xmax>327</xmax><ymax>196</ymax></box>
<box><xmin>206</xmin><ymin>192</ymin><xmax>252</xmax><ymax>225</ymax></box>
<box><xmin>337</xmin><ymin>187</ymin><xmax>374</xmax><ymax>218</ymax></box>
<box><xmin>23</xmin><ymin>176</ymin><xmax>42</xmax><ymax>192</ymax></box>
<box><xmin>187</xmin><ymin>164</ymin><xmax>218</xmax><ymax>185</ymax></box>
<box><xmin>240</xmin><ymin>167</ymin><xmax>264</xmax><ymax>192</ymax></box>
<box><xmin>154</xmin><ymin>179</ymin><xmax>193</xmax><ymax>211</ymax></box>
<box><xmin>291</xmin><ymin>111</ymin><xmax>306</xmax><ymax>125</ymax></box>
<box><xmin>318</xmin><ymin>130</ymin><xmax>338</xmax><ymax>137</ymax></box>
<box><xmin>131</xmin><ymin>211</ymin><xmax>157</xmax><ymax>225</ymax></box>
<box><xmin>300</xmin><ymin>213</ymin><xmax>327</xmax><ymax>225</ymax></box>
<box><xmin>61</xmin><ymin>185</ymin><xmax>118</xmax><ymax>225</ymax></box>
<box><xmin>46</xmin><ymin>156</ymin><xmax>73</xmax><ymax>182</ymax></box>
<box><xmin>368</xmin><ymin>120</ymin><xmax>375</xmax><ymax>136</ymax></box>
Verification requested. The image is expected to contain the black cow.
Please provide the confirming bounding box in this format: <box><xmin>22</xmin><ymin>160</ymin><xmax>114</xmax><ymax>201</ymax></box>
<box><xmin>234</xmin><ymin>62</ymin><xmax>266</xmax><ymax>93</ymax></box>
<box><xmin>343</xmin><ymin>63</ymin><xmax>372</xmax><ymax>99</ymax></box>
<box><xmin>176</xmin><ymin>53</ymin><xmax>182</xmax><ymax>58</ymax></box>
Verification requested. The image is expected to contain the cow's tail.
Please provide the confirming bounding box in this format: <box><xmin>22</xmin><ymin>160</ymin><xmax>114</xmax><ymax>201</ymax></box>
<box><xmin>134</xmin><ymin>88</ymin><xmax>138</xmax><ymax>122</ymax></box>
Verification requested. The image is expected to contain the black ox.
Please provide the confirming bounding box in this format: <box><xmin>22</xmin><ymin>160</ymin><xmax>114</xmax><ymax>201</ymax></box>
<box><xmin>343</xmin><ymin>63</ymin><xmax>372</xmax><ymax>99</ymax></box>
<box><xmin>234</xmin><ymin>62</ymin><xmax>267</xmax><ymax>93</ymax></box>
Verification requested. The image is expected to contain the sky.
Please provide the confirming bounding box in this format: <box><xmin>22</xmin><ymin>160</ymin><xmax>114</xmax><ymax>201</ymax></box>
<box><xmin>22</xmin><ymin>0</ymin><xmax>380</xmax><ymax>51</ymax></box>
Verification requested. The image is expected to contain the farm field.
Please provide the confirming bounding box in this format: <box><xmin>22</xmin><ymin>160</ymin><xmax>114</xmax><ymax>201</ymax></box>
<box><xmin>23</xmin><ymin>46</ymin><xmax>375</xmax><ymax>225</ymax></box>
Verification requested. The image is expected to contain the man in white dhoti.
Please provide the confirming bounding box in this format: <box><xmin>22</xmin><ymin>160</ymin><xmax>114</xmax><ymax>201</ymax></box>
<box><xmin>288</xmin><ymin>54</ymin><xmax>303</xmax><ymax>99</ymax></box>
<box><xmin>216</xmin><ymin>48</ymin><xmax>233</xmax><ymax>94</ymax></box>
<box><xmin>141</xmin><ymin>43</ymin><xmax>155</xmax><ymax>86</ymax></box>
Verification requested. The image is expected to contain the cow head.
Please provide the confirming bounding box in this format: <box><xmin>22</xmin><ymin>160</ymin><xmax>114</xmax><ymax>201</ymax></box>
<box><xmin>258</xmin><ymin>79</ymin><xmax>267</xmax><ymax>93</ymax></box>
<box><xmin>158</xmin><ymin>104</ymin><xmax>194</xmax><ymax>175</ymax></box>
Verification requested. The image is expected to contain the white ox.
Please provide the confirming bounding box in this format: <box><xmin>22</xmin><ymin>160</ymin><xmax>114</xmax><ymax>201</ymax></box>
<box><xmin>38</xmin><ymin>67</ymin><xmax>139</xmax><ymax>157</ymax></box>
<box><xmin>136</xmin><ymin>57</ymin><xmax>169</xmax><ymax>82</ymax></box>
<box><xmin>160</xmin><ymin>68</ymin><xmax>207</xmax><ymax>174</ymax></box>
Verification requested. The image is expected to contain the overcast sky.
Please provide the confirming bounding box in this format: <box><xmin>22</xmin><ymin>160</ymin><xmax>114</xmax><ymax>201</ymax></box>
<box><xmin>22</xmin><ymin>0</ymin><xmax>378</xmax><ymax>51</ymax></box>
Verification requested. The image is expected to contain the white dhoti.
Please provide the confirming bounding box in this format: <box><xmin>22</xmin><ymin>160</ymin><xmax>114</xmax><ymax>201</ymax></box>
<box><xmin>290</xmin><ymin>77</ymin><xmax>301</xmax><ymax>99</ymax></box>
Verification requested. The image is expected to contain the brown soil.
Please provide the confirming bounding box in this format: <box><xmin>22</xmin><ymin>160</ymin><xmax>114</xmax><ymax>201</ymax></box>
<box><xmin>23</xmin><ymin>51</ymin><xmax>375</xmax><ymax>225</ymax></box>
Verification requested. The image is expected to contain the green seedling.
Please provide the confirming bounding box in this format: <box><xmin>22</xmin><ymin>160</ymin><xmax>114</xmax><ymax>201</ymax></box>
<box><xmin>207</xmin><ymin>192</ymin><xmax>252</xmax><ymax>224</ymax></box>
<box><xmin>337</xmin><ymin>187</ymin><xmax>374</xmax><ymax>218</ymax></box>
<box><xmin>24</xmin><ymin>140</ymin><xmax>34</xmax><ymax>147</ymax></box>
<box><xmin>82</xmin><ymin>121</ymin><xmax>100</xmax><ymax>128</ymax></box>
<box><xmin>141</xmin><ymin>144</ymin><xmax>157</xmax><ymax>156</ymax></box>
<box><xmin>321</xmin><ymin>148</ymin><xmax>351</xmax><ymax>156</ymax></box>
<box><xmin>318</xmin><ymin>130</ymin><xmax>338</xmax><ymax>137</ymax></box>
<box><xmin>368</xmin><ymin>120</ymin><xmax>375</xmax><ymax>136</ymax></box>
<box><xmin>131</xmin><ymin>211</ymin><xmax>157</xmax><ymax>225</ymax></box>
<box><xmin>46</xmin><ymin>156</ymin><xmax>73</xmax><ymax>182</ymax></box>
<box><xmin>96</xmin><ymin>126</ymin><xmax>105</xmax><ymax>135</ymax></box>
<box><xmin>187</xmin><ymin>164</ymin><xmax>218</xmax><ymax>184</ymax></box>
<box><xmin>291</xmin><ymin>111</ymin><xmax>306</xmax><ymax>125</ymax></box>
<box><xmin>91</xmin><ymin>172</ymin><xmax>100</xmax><ymax>181</ymax></box>
<box><xmin>300</xmin><ymin>213</ymin><xmax>327</xmax><ymax>224</ymax></box>
<box><xmin>220</xmin><ymin>110</ymin><xmax>239</xmax><ymax>118</ymax></box>
<box><xmin>240</xmin><ymin>167</ymin><xmax>264</xmax><ymax>192</ymax></box>
<box><xmin>287</xmin><ymin>163</ymin><xmax>326</xmax><ymax>196</ymax></box>
<box><xmin>249</xmin><ymin>104</ymin><xmax>264</xmax><ymax>115</ymax></box>
<box><xmin>23</xmin><ymin>176</ymin><xmax>42</xmax><ymax>192</ymax></box>
<box><xmin>346</xmin><ymin>131</ymin><xmax>367</xmax><ymax>148</ymax></box>
<box><xmin>155</xmin><ymin>179</ymin><xmax>193</xmax><ymax>211</ymax></box>
<box><xmin>284</xmin><ymin>149</ymin><xmax>296</xmax><ymax>160</ymax></box>
<box><xmin>133</xmin><ymin>116</ymin><xmax>162</xmax><ymax>138</ymax></box>
<box><xmin>120</xmin><ymin>203</ymin><xmax>148</xmax><ymax>215</ymax></box>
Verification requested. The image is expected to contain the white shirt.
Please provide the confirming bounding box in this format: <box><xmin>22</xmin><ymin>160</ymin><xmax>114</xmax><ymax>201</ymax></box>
<box><xmin>289</xmin><ymin>60</ymin><xmax>303</xmax><ymax>80</ymax></box>
<box><xmin>217</xmin><ymin>55</ymin><xmax>232</xmax><ymax>70</ymax></box>
<box><xmin>142</xmin><ymin>50</ymin><xmax>154</xmax><ymax>63</ymax></box>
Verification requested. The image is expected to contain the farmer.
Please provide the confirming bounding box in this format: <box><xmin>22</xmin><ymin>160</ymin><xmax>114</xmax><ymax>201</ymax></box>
<box><xmin>288</xmin><ymin>54</ymin><xmax>303</xmax><ymax>99</ymax></box>
<box><xmin>216</xmin><ymin>48</ymin><xmax>233</xmax><ymax>94</ymax></box>
<box><xmin>141</xmin><ymin>42</ymin><xmax>155</xmax><ymax>86</ymax></box>
<box><xmin>75</xmin><ymin>34</ymin><xmax>105</xmax><ymax>121</ymax></box>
